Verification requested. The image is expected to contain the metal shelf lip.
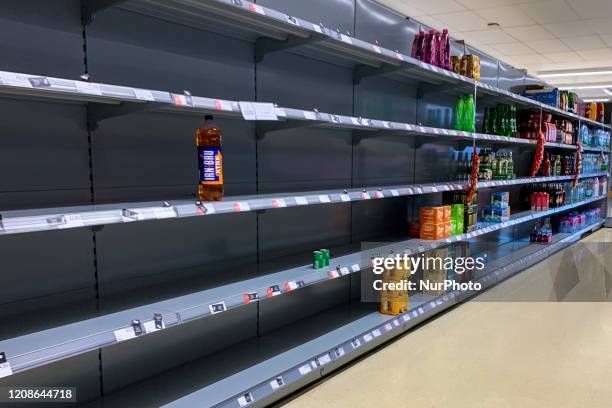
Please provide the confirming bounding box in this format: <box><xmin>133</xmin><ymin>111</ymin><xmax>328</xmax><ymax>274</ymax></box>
<box><xmin>0</xmin><ymin>195</ymin><xmax>604</xmax><ymax>378</ymax></box>
<box><xmin>1</xmin><ymin>173</ymin><xmax>607</xmax><ymax>237</ymax></box>
<box><xmin>173</xmin><ymin>223</ymin><xmax>603</xmax><ymax>408</ymax></box>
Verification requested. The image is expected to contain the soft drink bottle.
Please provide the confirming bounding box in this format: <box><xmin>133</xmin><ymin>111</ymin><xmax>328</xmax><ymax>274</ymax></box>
<box><xmin>442</xmin><ymin>29</ymin><xmax>451</xmax><ymax>69</ymax></box>
<box><xmin>455</xmin><ymin>95</ymin><xmax>465</xmax><ymax>131</ymax></box>
<box><xmin>431</xmin><ymin>31</ymin><xmax>440</xmax><ymax>66</ymax></box>
<box><xmin>465</xmin><ymin>94</ymin><xmax>475</xmax><ymax>132</ymax></box>
<box><xmin>420</xmin><ymin>32</ymin><xmax>430</xmax><ymax>62</ymax></box>
<box><xmin>197</xmin><ymin>115</ymin><xmax>224</xmax><ymax>201</ymax></box>
<box><xmin>411</xmin><ymin>31</ymin><xmax>423</xmax><ymax>59</ymax></box>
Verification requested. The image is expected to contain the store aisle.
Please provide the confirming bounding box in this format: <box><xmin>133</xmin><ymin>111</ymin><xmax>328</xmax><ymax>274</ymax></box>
<box><xmin>280</xmin><ymin>229</ymin><xmax>612</xmax><ymax>408</ymax></box>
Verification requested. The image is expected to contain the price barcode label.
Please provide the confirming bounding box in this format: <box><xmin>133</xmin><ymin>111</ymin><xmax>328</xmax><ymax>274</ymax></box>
<box><xmin>0</xmin><ymin>72</ymin><xmax>33</xmax><ymax>88</ymax></box>
<box><xmin>303</xmin><ymin>111</ymin><xmax>317</xmax><ymax>120</ymax></box>
<box><xmin>393</xmin><ymin>319</ymin><xmax>400</xmax><ymax>327</ymax></box>
<box><xmin>431</xmin><ymin>186</ymin><xmax>438</xmax><ymax>193</ymax></box>
<box><xmin>339</xmin><ymin>267</ymin><xmax>349</xmax><ymax>275</ymax></box>
<box><xmin>363</xmin><ymin>333</ymin><xmax>373</xmax><ymax>342</ymax></box>
<box><xmin>270</xmin><ymin>376</ymin><xmax>285</xmax><ymax>390</ymax></box>
<box><xmin>76</xmin><ymin>81</ymin><xmax>102</xmax><ymax>95</ymax></box>
<box><xmin>272</xmin><ymin>198</ymin><xmax>287</xmax><ymax>208</ymax></box>
<box><xmin>113</xmin><ymin>326</ymin><xmax>137</xmax><ymax>342</ymax></box>
<box><xmin>233</xmin><ymin>202</ymin><xmax>250</xmax><ymax>212</ymax></box>
<box><xmin>237</xmin><ymin>393</ymin><xmax>254</xmax><ymax>407</ymax></box>
<box><xmin>209</xmin><ymin>302</ymin><xmax>227</xmax><ymax>314</ymax></box>
<box><xmin>351</xmin><ymin>264</ymin><xmax>360</xmax><ymax>272</ymax></box>
<box><xmin>390</xmin><ymin>189</ymin><xmax>399</xmax><ymax>196</ymax></box>
<box><xmin>335</xmin><ymin>346</ymin><xmax>345</xmax><ymax>358</ymax></box>
<box><xmin>57</xmin><ymin>214</ymin><xmax>85</xmax><ymax>229</ymax></box>
<box><xmin>413</xmin><ymin>187</ymin><xmax>423</xmax><ymax>194</ymax></box>
<box><xmin>298</xmin><ymin>364</ymin><xmax>312</xmax><ymax>375</ymax></box>
<box><xmin>418</xmin><ymin>307</ymin><xmax>424</xmax><ymax>315</ymax></box>
<box><xmin>318</xmin><ymin>195</ymin><xmax>331</xmax><ymax>203</ymax></box>
<box><xmin>351</xmin><ymin>338</ymin><xmax>361</xmax><ymax>348</ymax></box>
<box><xmin>402</xmin><ymin>314</ymin><xmax>410</xmax><ymax>322</ymax></box>
<box><xmin>294</xmin><ymin>196</ymin><xmax>308</xmax><ymax>205</ymax></box>
<box><xmin>134</xmin><ymin>89</ymin><xmax>155</xmax><ymax>101</ymax></box>
<box><xmin>340</xmin><ymin>194</ymin><xmax>350</xmax><ymax>202</ymax></box>
<box><xmin>372</xmin><ymin>328</ymin><xmax>382</xmax><ymax>337</ymax></box>
<box><xmin>317</xmin><ymin>353</ymin><xmax>331</xmax><ymax>366</ymax></box>
<box><xmin>143</xmin><ymin>319</ymin><xmax>165</xmax><ymax>333</ymax></box>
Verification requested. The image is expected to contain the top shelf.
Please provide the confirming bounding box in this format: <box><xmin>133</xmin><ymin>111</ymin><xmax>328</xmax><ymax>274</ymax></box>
<box><xmin>105</xmin><ymin>0</ymin><xmax>612</xmax><ymax>130</ymax></box>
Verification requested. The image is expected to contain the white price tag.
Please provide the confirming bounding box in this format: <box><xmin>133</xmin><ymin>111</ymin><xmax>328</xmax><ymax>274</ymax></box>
<box><xmin>339</xmin><ymin>34</ymin><xmax>353</xmax><ymax>44</ymax></box>
<box><xmin>393</xmin><ymin>320</ymin><xmax>400</xmax><ymax>327</ymax></box>
<box><xmin>340</xmin><ymin>194</ymin><xmax>351</xmax><ymax>202</ymax></box>
<box><xmin>335</xmin><ymin>346</ymin><xmax>345</xmax><ymax>358</ymax></box>
<box><xmin>351</xmin><ymin>264</ymin><xmax>360</xmax><ymax>272</ymax></box>
<box><xmin>412</xmin><ymin>311</ymin><xmax>418</xmax><ymax>318</ymax></box>
<box><xmin>390</xmin><ymin>189</ymin><xmax>399</xmax><ymax>196</ymax></box>
<box><xmin>318</xmin><ymin>195</ymin><xmax>331</xmax><ymax>203</ymax></box>
<box><xmin>0</xmin><ymin>72</ymin><xmax>33</xmax><ymax>88</ymax></box>
<box><xmin>303</xmin><ymin>111</ymin><xmax>317</xmax><ymax>120</ymax></box>
<box><xmin>237</xmin><ymin>393</ymin><xmax>254</xmax><ymax>407</ymax></box>
<box><xmin>133</xmin><ymin>89</ymin><xmax>155</xmax><ymax>101</ymax></box>
<box><xmin>418</xmin><ymin>307</ymin><xmax>424</xmax><ymax>315</ymax></box>
<box><xmin>272</xmin><ymin>198</ymin><xmax>287</xmax><ymax>208</ymax></box>
<box><xmin>153</xmin><ymin>207</ymin><xmax>176</xmax><ymax>219</ymax></box>
<box><xmin>114</xmin><ymin>326</ymin><xmax>137</xmax><ymax>342</ymax></box>
<box><xmin>57</xmin><ymin>214</ymin><xmax>85</xmax><ymax>229</ymax></box>
<box><xmin>383</xmin><ymin>121</ymin><xmax>391</xmax><ymax>128</ymax></box>
<box><xmin>363</xmin><ymin>333</ymin><xmax>373</xmax><ymax>343</ymax></box>
<box><xmin>233</xmin><ymin>201</ymin><xmax>250</xmax><ymax>212</ymax></box>
<box><xmin>413</xmin><ymin>187</ymin><xmax>423</xmax><ymax>194</ymax></box>
<box><xmin>270</xmin><ymin>376</ymin><xmax>285</xmax><ymax>390</ymax></box>
<box><xmin>402</xmin><ymin>314</ymin><xmax>410</xmax><ymax>322</ymax></box>
<box><xmin>339</xmin><ymin>267</ymin><xmax>350</xmax><ymax>275</ymax></box>
<box><xmin>351</xmin><ymin>117</ymin><xmax>361</xmax><ymax>126</ymax></box>
<box><xmin>351</xmin><ymin>338</ymin><xmax>362</xmax><ymax>348</ymax></box>
<box><xmin>298</xmin><ymin>364</ymin><xmax>312</xmax><ymax>375</ymax></box>
<box><xmin>312</xmin><ymin>24</ymin><xmax>323</xmax><ymax>33</ymax></box>
<box><xmin>75</xmin><ymin>81</ymin><xmax>102</xmax><ymax>95</ymax></box>
<box><xmin>143</xmin><ymin>319</ymin><xmax>165</xmax><ymax>333</ymax></box>
<box><xmin>121</xmin><ymin>209</ymin><xmax>142</xmax><ymax>222</ymax></box>
<box><xmin>239</xmin><ymin>102</ymin><xmax>278</xmax><ymax>121</ymax></box>
<box><xmin>0</xmin><ymin>359</ymin><xmax>12</xmax><ymax>379</ymax></box>
<box><xmin>209</xmin><ymin>302</ymin><xmax>227</xmax><ymax>314</ymax></box>
<box><xmin>294</xmin><ymin>196</ymin><xmax>308</xmax><ymax>205</ymax></box>
<box><xmin>317</xmin><ymin>353</ymin><xmax>331</xmax><ymax>366</ymax></box>
<box><xmin>372</xmin><ymin>328</ymin><xmax>382</xmax><ymax>338</ymax></box>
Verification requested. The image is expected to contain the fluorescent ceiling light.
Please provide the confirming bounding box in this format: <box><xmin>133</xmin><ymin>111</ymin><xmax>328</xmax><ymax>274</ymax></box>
<box><xmin>538</xmin><ymin>67</ymin><xmax>612</xmax><ymax>78</ymax></box>
<box><xmin>558</xmin><ymin>84</ymin><xmax>612</xmax><ymax>90</ymax></box>
<box><xmin>583</xmin><ymin>98</ymin><xmax>609</xmax><ymax>102</ymax></box>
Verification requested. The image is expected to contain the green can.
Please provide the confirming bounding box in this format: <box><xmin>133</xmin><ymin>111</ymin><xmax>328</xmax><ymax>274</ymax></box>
<box><xmin>313</xmin><ymin>251</ymin><xmax>322</xmax><ymax>269</ymax></box>
<box><xmin>321</xmin><ymin>249</ymin><xmax>330</xmax><ymax>266</ymax></box>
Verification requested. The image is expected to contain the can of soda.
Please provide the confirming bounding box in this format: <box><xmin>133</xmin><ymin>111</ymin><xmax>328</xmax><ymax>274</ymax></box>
<box><xmin>313</xmin><ymin>251</ymin><xmax>322</xmax><ymax>269</ymax></box>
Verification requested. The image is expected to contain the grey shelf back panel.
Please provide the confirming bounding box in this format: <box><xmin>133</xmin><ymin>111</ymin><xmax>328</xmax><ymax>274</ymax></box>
<box><xmin>257</xmin><ymin>0</ymin><xmax>355</xmax><ymax>36</ymax></box>
<box><xmin>0</xmin><ymin>0</ymin><xmax>84</xmax><ymax>79</ymax></box>
<box><xmin>86</xmin><ymin>7</ymin><xmax>255</xmax><ymax>100</ymax></box>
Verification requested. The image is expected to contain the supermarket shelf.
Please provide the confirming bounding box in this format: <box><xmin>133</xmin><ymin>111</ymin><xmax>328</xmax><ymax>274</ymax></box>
<box><xmin>0</xmin><ymin>194</ymin><xmax>604</xmax><ymax>378</ymax></box>
<box><xmin>108</xmin><ymin>0</ymin><xmax>612</xmax><ymax>130</ymax></box>
<box><xmin>582</xmin><ymin>145</ymin><xmax>611</xmax><ymax>153</ymax></box>
<box><xmin>1</xmin><ymin>172</ymin><xmax>607</xmax><ymax>236</ymax></box>
<box><xmin>81</xmin><ymin>221</ymin><xmax>602</xmax><ymax>408</ymax></box>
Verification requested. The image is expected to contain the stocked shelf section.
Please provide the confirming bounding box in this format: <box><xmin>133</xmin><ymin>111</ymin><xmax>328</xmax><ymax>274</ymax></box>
<box><xmin>84</xmin><ymin>0</ymin><xmax>612</xmax><ymax>130</ymax></box>
<box><xmin>0</xmin><ymin>194</ymin><xmax>604</xmax><ymax>378</ymax></box>
<box><xmin>0</xmin><ymin>172</ymin><xmax>607</xmax><ymax>236</ymax></box>
<box><xmin>74</xmin><ymin>220</ymin><xmax>602</xmax><ymax>408</ymax></box>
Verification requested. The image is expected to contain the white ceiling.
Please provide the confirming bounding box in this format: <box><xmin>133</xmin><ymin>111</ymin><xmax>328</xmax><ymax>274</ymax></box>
<box><xmin>377</xmin><ymin>0</ymin><xmax>612</xmax><ymax>99</ymax></box>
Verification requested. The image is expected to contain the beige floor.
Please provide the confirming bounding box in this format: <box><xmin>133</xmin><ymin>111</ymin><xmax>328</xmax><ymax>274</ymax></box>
<box><xmin>282</xmin><ymin>228</ymin><xmax>612</xmax><ymax>408</ymax></box>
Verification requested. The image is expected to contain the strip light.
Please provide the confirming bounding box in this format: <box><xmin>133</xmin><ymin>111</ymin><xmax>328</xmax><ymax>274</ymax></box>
<box><xmin>538</xmin><ymin>68</ymin><xmax>612</xmax><ymax>78</ymax></box>
<box><xmin>558</xmin><ymin>84</ymin><xmax>612</xmax><ymax>90</ymax></box>
<box><xmin>583</xmin><ymin>98</ymin><xmax>610</xmax><ymax>102</ymax></box>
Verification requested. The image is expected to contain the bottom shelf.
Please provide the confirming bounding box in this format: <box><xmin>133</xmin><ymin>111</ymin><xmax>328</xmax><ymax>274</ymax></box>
<box><xmin>85</xmin><ymin>221</ymin><xmax>603</xmax><ymax>408</ymax></box>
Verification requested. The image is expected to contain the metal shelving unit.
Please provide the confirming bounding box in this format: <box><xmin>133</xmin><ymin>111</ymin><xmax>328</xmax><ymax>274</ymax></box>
<box><xmin>72</xmin><ymin>220</ymin><xmax>602</xmax><ymax>408</ymax></box>
<box><xmin>0</xmin><ymin>194</ymin><xmax>604</xmax><ymax>378</ymax></box>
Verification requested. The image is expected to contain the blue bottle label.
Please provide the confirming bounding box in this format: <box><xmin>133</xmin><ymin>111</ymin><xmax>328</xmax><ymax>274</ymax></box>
<box><xmin>199</xmin><ymin>147</ymin><xmax>223</xmax><ymax>184</ymax></box>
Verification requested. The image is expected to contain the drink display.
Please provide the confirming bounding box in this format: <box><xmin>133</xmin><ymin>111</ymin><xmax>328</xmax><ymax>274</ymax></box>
<box><xmin>454</xmin><ymin>94</ymin><xmax>475</xmax><ymax>132</ymax></box>
<box><xmin>419</xmin><ymin>206</ymin><xmax>452</xmax><ymax>240</ymax></box>
<box><xmin>482</xmin><ymin>192</ymin><xmax>510</xmax><ymax>223</ymax></box>
<box><xmin>530</xmin><ymin>218</ymin><xmax>552</xmax><ymax>243</ymax></box>
<box><xmin>559</xmin><ymin>209</ymin><xmax>602</xmax><ymax>233</ymax></box>
<box><xmin>411</xmin><ymin>28</ymin><xmax>451</xmax><ymax>70</ymax></box>
<box><xmin>196</xmin><ymin>115</ymin><xmax>224</xmax><ymax>201</ymax></box>
<box><xmin>579</xmin><ymin>125</ymin><xmax>610</xmax><ymax>148</ymax></box>
<box><xmin>482</xmin><ymin>104</ymin><xmax>516</xmax><ymax>137</ymax></box>
<box><xmin>582</xmin><ymin>153</ymin><xmax>608</xmax><ymax>173</ymax></box>
<box><xmin>452</xmin><ymin>149</ymin><xmax>514</xmax><ymax>181</ymax></box>
<box><xmin>523</xmin><ymin>178</ymin><xmax>602</xmax><ymax>210</ymax></box>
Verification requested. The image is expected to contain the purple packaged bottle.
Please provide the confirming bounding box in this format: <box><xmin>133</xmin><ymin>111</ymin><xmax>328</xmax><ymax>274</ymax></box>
<box><xmin>411</xmin><ymin>31</ymin><xmax>423</xmax><ymax>59</ymax></box>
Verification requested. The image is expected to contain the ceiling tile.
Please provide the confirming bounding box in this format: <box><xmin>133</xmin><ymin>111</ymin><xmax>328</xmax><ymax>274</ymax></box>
<box><xmin>561</xmin><ymin>35</ymin><xmax>606</xmax><ymax>51</ymax></box>
<box><xmin>512</xmin><ymin>54</ymin><xmax>552</xmax><ymax>64</ymax></box>
<box><xmin>585</xmin><ymin>18</ymin><xmax>612</xmax><ymax>35</ymax></box>
<box><xmin>518</xmin><ymin>0</ymin><xmax>579</xmax><ymax>24</ymax></box>
<box><xmin>576</xmin><ymin>48</ymin><xmax>612</xmax><ymax>60</ymax></box>
<box><xmin>524</xmin><ymin>38</ymin><xmax>570</xmax><ymax>53</ymax></box>
<box><xmin>602</xmin><ymin>34</ymin><xmax>612</xmax><ymax>47</ymax></box>
<box><xmin>435</xmin><ymin>10</ymin><xmax>488</xmax><ymax>31</ymax></box>
<box><xmin>458</xmin><ymin>28</ymin><xmax>515</xmax><ymax>45</ymax></box>
<box><xmin>503</xmin><ymin>25</ymin><xmax>555</xmax><ymax>41</ymax></box>
<box><xmin>403</xmin><ymin>0</ymin><xmax>466</xmax><ymax>14</ymax></box>
<box><xmin>543</xmin><ymin>21</ymin><xmax>596</xmax><ymax>38</ymax></box>
<box><xmin>541</xmin><ymin>51</ymin><xmax>583</xmax><ymax>62</ymax></box>
<box><xmin>492</xmin><ymin>41</ymin><xmax>537</xmax><ymax>56</ymax></box>
<box><xmin>416</xmin><ymin>15</ymin><xmax>458</xmax><ymax>32</ymax></box>
<box><xmin>474</xmin><ymin>6</ymin><xmax>535</xmax><ymax>27</ymax></box>
<box><xmin>456</xmin><ymin>0</ymin><xmax>513</xmax><ymax>8</ymax></box>
<box><xmin>565</xmin><ymin>0</ymin><xmax>612</xmax><ymax>19</ymax></box>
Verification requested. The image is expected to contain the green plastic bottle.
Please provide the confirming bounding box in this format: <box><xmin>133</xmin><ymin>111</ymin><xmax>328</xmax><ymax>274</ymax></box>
<box><xmin>455</xmin><ymin>95</ymin><xmax>465</xmax><ymax>131</ymax></box>
<box><xmin>465</xmin><ymin>94</ymin><xmax>475</xmax><ymax>132</ymax></box>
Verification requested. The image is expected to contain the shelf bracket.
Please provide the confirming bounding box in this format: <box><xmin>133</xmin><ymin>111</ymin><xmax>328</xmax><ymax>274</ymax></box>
<box><xmin>255</xmin><ymin>34</ymin><xmax>327</xmax><ymax>63</ymax></box>
<box><xmin>87</xmin><ymin>102</ymin><xmax>159</xmax><ymax>131</ymax></box>
<box><xmin>81</xmin><ymin>0</ymin><xmax>127</xmax><ymax>26</ymax></box>
<box><xmin>353</xmin><ymin>63</ymin><xmax>407</xmax><ymax>85</ymax></box>
<box><xmin>256</xmin><ymin>120</ymin><xmax>322</xmax><ymax>139</ymax></box>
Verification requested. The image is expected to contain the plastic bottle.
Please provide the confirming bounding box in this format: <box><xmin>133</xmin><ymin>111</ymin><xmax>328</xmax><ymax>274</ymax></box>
<box><xmin>431</xmin><ymin>31</ymin><xmax>441</xmax><ymax>66</ymax></box>
<box><xmin>411</xmin><ymin>31</ymin><xmax>423</xmax><ymax>60</ymax></box>
<box><xmin>420</xmin><ymin>32</ymin><xmax>430</xmax><ymax>62</ymax></box>
<box><xmin>442</xmin><ymin>29</ymin><xmax>451</xmax><ymax>70</ymax></box>
<box><xmin>455</xmin><ymin>95</ymin><xmax>465</xmax><ymax>131</ymax></box>
<box><xmin>427</xmin><ymin>30</ymin><xmax>437</xmax><ymax>65</ymax></box>
<box><xmin>197</xmin><ymin>115</ymin><xmax>224</xmax><ymax>201</ymax></box>
<box><xmin>465</xmin><ymin>94</ymin><xmax>475</xmax><ymax>132</ymax></box>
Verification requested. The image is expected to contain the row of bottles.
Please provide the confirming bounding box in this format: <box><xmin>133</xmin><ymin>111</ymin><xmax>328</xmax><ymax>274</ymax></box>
<box><xmin>579</xmin><ymin>125</ymin><xmax>610</xmax><ymax>148</ymax></box>
<box><xmin>454</xmin><ymin>94</ymin><xmax>475</xmax><ymax>132</ymax></box>
<box><xmin>451</xmin><ymin>149</ymin><xmax>514</xmax><ymax>181</ymax></box>
<box><xmin>411</xmin><ymin>29</ymin><xmax>451</xmax><ymax>70</ymax></box>
<box><xmin>542</xmin><ymin>153</ymin><xmax>575</xmax><ymax>176</ymax></box>
<box><xmin>582</xmin><ymin>153</ymin><xmax>608</xmax><ymax>173</ymax></box>
<box><xmin>482</xmin><ymin>104</ymin><xmax>517</xmax><ymax>137</ymax></box>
